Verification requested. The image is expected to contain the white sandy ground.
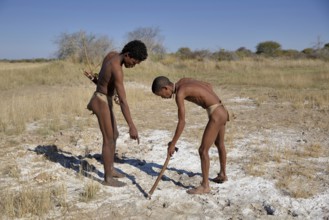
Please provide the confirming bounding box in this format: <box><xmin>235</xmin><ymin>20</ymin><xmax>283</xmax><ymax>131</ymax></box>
<box><xmin>1</xmin><ymin>94</ymin><xmax>329</xmax><ymax>219</ymax></box>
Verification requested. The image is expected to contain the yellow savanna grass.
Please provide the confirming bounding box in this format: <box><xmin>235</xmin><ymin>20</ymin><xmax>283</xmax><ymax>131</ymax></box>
<box><xmin>80</xmin><ymin>180</ymin><xmax>101</xmax><ymax>202</ymax></box>
<box><xmin>1</xmin><ymin>58</ymin><xmax>328</xmax><ymax>135</ymax></box>
<box><xmin>0</xmin><ymin>184</ymin><xmax>67</xmax><ymax>218</ymax></box>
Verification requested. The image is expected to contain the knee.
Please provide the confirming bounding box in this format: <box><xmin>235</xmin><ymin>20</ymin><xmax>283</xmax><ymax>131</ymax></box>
<box><xmin>103</xmin><ymin>138</ymin><xmax>115</xmax><ymax>147</ymax></box>
<box><xmin>198</xmin><ymin>147</ymin><xmax>209</xmax><ymax>158</ymax></box>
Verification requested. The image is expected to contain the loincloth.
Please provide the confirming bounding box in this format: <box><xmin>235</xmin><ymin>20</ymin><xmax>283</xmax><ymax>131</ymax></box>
<box><xmin>206</xmin><ymin>103</ymin><xmax>230</xmax><ymax>121</ymax></box>
<box><xmin>87</xmin><ymin>92</ymin><xmax>112</xmax><ymax>111</ymax></box>
<box><xmin>93</xmin><ymin>92</ymin><xmax>109</xmax><ymax>104</ymax></box>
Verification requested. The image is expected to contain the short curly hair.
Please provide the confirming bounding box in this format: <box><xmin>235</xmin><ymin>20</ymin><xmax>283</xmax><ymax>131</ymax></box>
<box><xmin>121</xmin><ymin>40</ymin><xmax>148</xmax><ymax>61</ymax></box>
<box><xmin>152</xmin><ymin>76</ymin><xmax>171</xmax><ymax>93</ymax></box>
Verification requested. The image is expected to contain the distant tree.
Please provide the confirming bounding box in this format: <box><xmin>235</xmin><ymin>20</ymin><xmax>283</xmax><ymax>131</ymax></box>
<box><xmin>302</xmin><ymin>46</ymin><xmax>329</xmax><ymax>60</ymax></box>
<box><xmin>193</xmin><ymin>49</ymin><xmax>212</xmax><ymax>60</ymax></box>
<box><xmin>324</xmin><ymin>43</ymin><xmax>329</xmax><ymax>49</ymax></box>
<box><xmin>279</xmin><ymin>49</ymin><xmax>301</xmax><ymax>58</ymax></box>
<box><xmin>175</xmin><ymin>48</ymin><xmax>212</xmax><ymax>60</ymax></box>
<box><xmin>213</xmin><ymin>49</ymin><xmax>239</xmax><ymax>61</ymax></box>
<box><xmin>301</xmin><ymin>48</ymin><xmax>318</xmax><ymax>59</ymax></box>
<box><xmin>315</xmin><ymin>42</ymin><xmax>329</xmax><ymax>60</ymax></box>
<box><xmin>312</xmin><ymin>36</ymin><xmax>324</xmax><ymax>50</ymax></box>
<box><xmin>54</xmin><ymin>30</ymin><xmax>114</xmax><ymax>66</ymax></box>
<box><xmin>256</xmin><ymin>41</ymin><xmax>281</xmax><ymax>56</ymax></box>
<box><xmin>176</xmin><ymin>47</ymin><xmax>193</xmax><ymax>59</ymax></box>
<box><xmin>302</xmin><ymin>48</ymin><xmax>314</xmax><ymax>54</ymax></box>
<box><xmin>235</xmin><ymin>47</ymin><xmax>253</xmax><ymax>58</ymax></box>
<box><xmin>126</xmin><ymin>26</ymin><xmax>166</xmax><ymax>57</ymax></box>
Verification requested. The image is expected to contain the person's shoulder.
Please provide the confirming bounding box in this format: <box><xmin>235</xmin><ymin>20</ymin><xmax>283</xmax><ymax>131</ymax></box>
<box><xmin>103</xmin><ymin>51</ymin><xmax>118</xmax><ymax>61</ymax></box>
<box><xmin>178</xmin><ymin>78</ymin><xmax>192</xmax><ymax>85</ymax></box>
<box><xmin>107</xmin><ymin>51</ymin><xmax>119</xmax><ymax>56</ymax></box>
<box><xmin>105</xmin><ymin>51</ymin><xmax>119</xmax><ymax>61</ymax></box>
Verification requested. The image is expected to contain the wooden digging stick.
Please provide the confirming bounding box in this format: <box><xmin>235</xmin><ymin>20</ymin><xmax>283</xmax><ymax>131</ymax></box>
<box><xmin>147</xmin><ymin>147</ymin><xmax>178</xmax><ymax>199</ymax></box>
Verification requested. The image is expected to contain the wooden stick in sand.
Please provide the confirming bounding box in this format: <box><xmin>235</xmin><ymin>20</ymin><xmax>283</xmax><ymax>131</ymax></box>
<box><xmin>147</xmin><ymin>147</ymin><xmax>178</xmax><ymax>199</ymax></box>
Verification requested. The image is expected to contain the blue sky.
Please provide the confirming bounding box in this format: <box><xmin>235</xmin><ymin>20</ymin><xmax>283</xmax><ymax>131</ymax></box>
<box><xmin>0</xmin><ymin>0</ymin><xmax>328</xmax><ymax>59</ymax></box>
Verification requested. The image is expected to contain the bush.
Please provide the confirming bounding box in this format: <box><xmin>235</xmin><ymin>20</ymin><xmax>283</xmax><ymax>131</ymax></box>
<box><xmin>256</xmin><ymin>41</ymin><xmax>281</xmax><ymax>56</ymax></box>
<box><xmin>213</xmin><ymin>49</ymin><xmax>239</xmax><ymax>61</ymax></box>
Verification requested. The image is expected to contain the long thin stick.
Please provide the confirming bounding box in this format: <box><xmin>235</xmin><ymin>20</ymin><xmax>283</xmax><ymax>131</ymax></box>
<box><xmin>147</xmin><ymin>155</ymin><xmax>171</xmax><ymax>199</ymax></box>
<box><xmin>147</xmin><ymin>147</ymin><xmax>178</xmax><ymax>199</ymax></box>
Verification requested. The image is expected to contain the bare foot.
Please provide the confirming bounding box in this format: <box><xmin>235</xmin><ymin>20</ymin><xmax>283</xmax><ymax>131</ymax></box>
<box><xmin>187</xmin><ymin>185</ymin><xmax>210</xmax><ymax>194</ymax></box>
<box><xmin>102</xmin><ymin>178</ymin><xmax>126</xmax><ymax>187</ymax></box>
<box><xmin>112</xmin><ymin>168</ymin><xmax>125</xmax><ymax>178</ymax></box>
<box><xmin>212</xmin><ymin>174</ymin><xmax>228</xmax><ymax>183</ymax></box>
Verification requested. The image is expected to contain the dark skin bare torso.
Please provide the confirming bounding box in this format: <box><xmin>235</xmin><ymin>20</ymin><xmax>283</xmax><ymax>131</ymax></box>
<box><xmin>96</xmin><ymin>51</ymin><xmax>118</xmax><ymax>96</ymax></box>
<box><xmin>166</xmin><ymin>78</ymin><xmax>226</xmax><ymax>153</ymax></box>
<box><xmin>175</xmin><ymin>78</ymin><xmax>221</xmax><ymax>109</ymax></box>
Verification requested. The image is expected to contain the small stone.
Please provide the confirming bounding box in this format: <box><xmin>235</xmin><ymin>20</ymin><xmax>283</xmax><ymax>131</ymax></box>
<box><xmin>263</xmin><ymin>202</ymin><xmax>275</xmax><ymax>215</ymax></box>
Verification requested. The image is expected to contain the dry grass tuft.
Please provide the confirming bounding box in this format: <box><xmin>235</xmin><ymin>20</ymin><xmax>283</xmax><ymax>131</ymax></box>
<box><xmin>0</xmin><ymin>185</ymin><xmax>67</xmax><ymax>218</ymax></box>
<box><xmin>80</xmin><ymin>180</ymin><xmax>100</xmax><ymax>202</ymax></box>
<box><xmin>2</xmin><ymin>163</ymin><xmax>21</xmax><ymax>179</ymax></box>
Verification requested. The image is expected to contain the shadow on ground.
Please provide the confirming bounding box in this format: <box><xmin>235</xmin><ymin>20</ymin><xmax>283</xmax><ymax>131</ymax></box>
<box><xmin>31</xmin><ymin>145</ymin><xmax>200</xmax><ymax>197</ymax></box>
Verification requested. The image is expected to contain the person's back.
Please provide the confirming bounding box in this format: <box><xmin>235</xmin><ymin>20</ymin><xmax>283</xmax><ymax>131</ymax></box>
<box><xmin>175</xmin><ymin>78</ymin><xmax>221</xmax><ymax>109</ymax></box>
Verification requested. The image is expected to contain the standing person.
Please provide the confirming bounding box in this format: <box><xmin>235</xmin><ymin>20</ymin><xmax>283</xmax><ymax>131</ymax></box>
<box><xmin>86</xmin><ymin>40</ymin><xmax>147</xmax><ymax>187</ymax></box>
<box><xmin>151</xmin><ymin>76</ymin><xmax>229</xmax><ymax>194</ymax></box>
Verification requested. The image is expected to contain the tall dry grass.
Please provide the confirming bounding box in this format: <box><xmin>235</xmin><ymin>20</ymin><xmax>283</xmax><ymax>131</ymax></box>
<box><xmin>126</xmin><ymin>57</ymin><xmax>329</xmax><ymax>110</ymax></box>
<box><xmin>0</xmin><ymin>61</ymin><xmax>94</xmax><ymax>135</ymax></box>
<box><xmin>1</xmin><ymin>58</ymin><xmax>328</xmax><ymax>136</ymax></box>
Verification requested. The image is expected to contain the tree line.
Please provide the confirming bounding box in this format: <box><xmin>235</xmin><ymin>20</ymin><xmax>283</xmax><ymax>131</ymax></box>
<box><xmin>176</xmin><ymin>41</ymin><xmax>329</xmax><ymax>61</ymax></box>
<box><xmin>54</xmin><ymin>27</ymin><xmax>329</xmax><ymax>63</ymax></box>
<box><xmin>3</xmin><ymin>27</ymin><xmax>327</xmax><ymax>63</ymax></box>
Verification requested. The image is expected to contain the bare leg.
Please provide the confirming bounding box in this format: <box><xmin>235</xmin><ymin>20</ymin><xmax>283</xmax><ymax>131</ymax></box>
<box><xmin>187</xmin><ymin>113</ymin><xmax>220</xmax><ymax>194</ymax></box>
<box><xmin>88</xmin><ymin>96</ymin><xmax>125</xmax><ymax>187</ymax></box>
<box><xmin>109</xmin><ymin>101</ymin><xmax>125</xmax><ymax>178</ymax></box>
<box><xmin>213</xmin><ymin>124</ymin><xmax>228</xmax><ymax>183</ymax></box>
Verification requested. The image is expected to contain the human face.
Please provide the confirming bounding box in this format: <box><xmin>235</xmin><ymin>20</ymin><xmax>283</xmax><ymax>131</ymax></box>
<box><xmin>155</xmin><ymin>87</ymin><xmax>173</xmax><ymax>99</ymax></box>
<box><xmin>123</xmin><ymin>54</ymin><xmax>141</xmax><ymax>68</ymax></box>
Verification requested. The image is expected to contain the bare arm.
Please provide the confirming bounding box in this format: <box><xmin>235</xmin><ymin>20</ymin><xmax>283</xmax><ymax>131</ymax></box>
<box><xmin>168</xmin><ymin>92</ymin><xmax>186</xmax><ymax>156</ymax></box>
<box><xmin>113</xmin><ymin>65</ymin><xmax>139</xmax><ymax>144</ymax></box>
